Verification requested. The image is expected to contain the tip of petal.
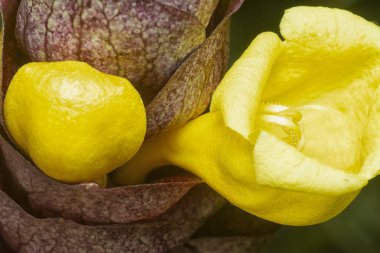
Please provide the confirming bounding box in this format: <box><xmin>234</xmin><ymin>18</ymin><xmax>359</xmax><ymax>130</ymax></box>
<box><xmin>281</xmin><ymin>6</ymin><xmax>380</xmax><ymax>46</ymax></box>
<box><xmin>210</xmin><ymin>32</ymin><xmax>282</xmax><ymax>141</ymax></box>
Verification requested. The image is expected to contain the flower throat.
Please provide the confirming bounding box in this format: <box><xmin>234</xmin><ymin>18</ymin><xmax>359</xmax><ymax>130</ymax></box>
<box><xmin>257</xmin><ymin>103</ymin><xmax>304</xmax><ymax>150</ymax></box>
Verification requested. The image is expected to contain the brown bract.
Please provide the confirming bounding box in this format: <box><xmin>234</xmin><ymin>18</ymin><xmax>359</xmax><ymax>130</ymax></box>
<box><xmin>0</xmin><ymin>0</ymin><xmax>19</xmax><ymax>100</ymax></box>
<box><xmin>0</xmin><ymin>132</ymin><xmax>202</xmax><ymax>224</ymax></box>
<box><xmin>169</xmin><ymin>237</ymin><xmax>266</xmax><ymax>253</ymax></box>
<box><xmin>0</xmin><ymin>0</ymin><xmax>277</xmax><ymax>252</ymax></box>
<box><xmin>0</xmin><ymin>185</ymin><xmax>225</xmax><ymax>253</ymax></box>
<box><xmin>15</xmin><ymin>0</ymin><xmax>233</xmax><ymax>136</ymax></box>
<box><xmin>16</xmin><ymin>0</ymin><xmax>218</xmax><ymax>103</ymax></box>
<box><xmin>146</xmin><ymin>9</ymin><xmax>230</xmax><ymax>136</ymax></box>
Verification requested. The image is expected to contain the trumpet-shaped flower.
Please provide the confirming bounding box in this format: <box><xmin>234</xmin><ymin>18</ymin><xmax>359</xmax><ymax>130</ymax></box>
<box><xmin>113</xmin><ymin>6</ymin><xmax>380</xmax><ymax>225</ymax></box>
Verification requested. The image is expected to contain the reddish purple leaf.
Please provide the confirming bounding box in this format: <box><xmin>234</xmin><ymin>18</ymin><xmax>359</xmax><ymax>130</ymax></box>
<box><xmin>145</xmin><ymin>19</ymin><xmax>229</xmax><ymax>136</ymax></box>
<box><xmin>16</xmin><ymin>0</ymin><xmax>219</xmax><ymax>103</ymax></box>
<box><xmin>0</xmin><ymin>236</ymin><xmax>14</xmax><ymax>253</ymax></box>
<box><xmin>170</xmin><ymin>237</ymin><xmax>267</xmax><ymax>253</ymax></box>
<box><xmin>0</xmin><ymin>144</ymin><xmax>5</xmax><ymax>190</ymax></box>
<box><xmin>0</xmin><ymin>184</ymin><xmax>225</xmax><ymax>253</ymax></box>
<box><xmin>0</xmin><ymin>133</ymin><xmax>202</xmax><ymax>224</ymax></box>
<box><xmin>0</xmin><ymin>0</ymin><xmax>20</xmax><ymax>97</ymax></box>
<box><xmin>167</xmin><ymin>204</ymin><xmax>280</xmax><ymax>252</ymax></box>
<box><xmin>0</xmin><ymin>0</ymin><xmax>19</xmax><ymax>21</ymax></box>
<box><xmin>146</xmin><ymin>0</ymin><xmax>245</xmax><ymax>136</ymax></box>
<box><xmin>194</xmin><ymin>204</ymin><xmax>279</xmax><ymax>238</ymax></box>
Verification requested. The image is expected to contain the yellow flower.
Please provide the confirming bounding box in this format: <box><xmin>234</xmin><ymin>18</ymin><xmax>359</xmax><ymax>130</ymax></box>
<box><xmin>112</xmin><ymin>6</ymin><xmax>380</xmax><ymax>225</ymax></box>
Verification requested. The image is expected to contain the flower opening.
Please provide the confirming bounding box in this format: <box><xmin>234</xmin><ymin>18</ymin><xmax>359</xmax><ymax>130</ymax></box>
<box><xmin>257</xmin><ymin>103</ymin><xmax>304</xmax><ymax>149</ymax></box>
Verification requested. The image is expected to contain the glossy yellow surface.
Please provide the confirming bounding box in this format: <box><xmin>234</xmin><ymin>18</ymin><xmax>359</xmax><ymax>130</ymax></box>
<box><xmin>5</xmin><ymin>61</ymin><xmax>146</xmax><ymax>183</ymax></box>
<box><xmin>114</xmin><ymin>7</ymin><xmax>380</xmax><ymax>225</ymax></box>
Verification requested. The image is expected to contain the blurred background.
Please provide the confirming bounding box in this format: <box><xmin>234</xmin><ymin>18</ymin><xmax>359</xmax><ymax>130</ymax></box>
<box><xmin>229</xmin><ymin>1</ymin><xmax>380</xmax><ymax>252</ymax></box>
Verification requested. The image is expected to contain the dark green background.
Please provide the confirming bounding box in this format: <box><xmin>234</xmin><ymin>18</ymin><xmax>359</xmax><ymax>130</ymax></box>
<box><xmin>229</xmin><ymin>1</ymin><xmax>380</xmax><ymax>252</ymax></box>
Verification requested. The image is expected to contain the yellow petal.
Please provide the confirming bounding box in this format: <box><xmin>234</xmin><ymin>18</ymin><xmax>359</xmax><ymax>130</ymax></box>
<box><xmin>114</xmin><ymin>112</ymin><xmax>364</xmax><ymax>225</ymax></box>
<box><xmin>256</xmin><ymin>7</ymin><xmax>380</xmax><ymax>174</ymax></box>
<box><xmin>296</xmin><ymin>103</ymin><xmax>364</xmax><ymax>173</ymax></box>
<box><xmin>254</xmin><ymin>130</ymin><xmax>367</xmax><ymax>195</ymax></box>
<box><xmin>210</xmin><ymin>32</ymin><xmax>282</xmax><ymax>141</ymax></box>
<box><xmin>361</xmin><ymin>88</ymin><xmax>380</xmax><ymax>178</ymax></box>
<box><xmin>263</xmin><ymin>6</ymin><xmax>380</xmax><ymax>103</ymax></box>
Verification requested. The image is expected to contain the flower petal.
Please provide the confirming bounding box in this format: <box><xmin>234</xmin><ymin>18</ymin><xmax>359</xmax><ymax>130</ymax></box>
<box><xmin>210</xmin><ymin>32</ymin><xmax>282</xmax><ymax>141</ymax></box>
<box><xmin>263</xmin><ymin>6</ymin><xmax>380</xmax><ymax>103</ymax></box>
<box><xmin>296</xmin><ymin>102</ymin><xmax>364</xmax><ymax>173</ymax></box>
<box><xmin>360</xmin><ymin>87</ymin><xmax>380</xmax><ymax>178</ymax></box>
<box><xmin>119</xmin><ymin>112</ymin><xmax>363</xmax><ymax>225</ymax></box>
<box><xmin>253</xmin><ymin>131</ymin><xmax>367</xmax><ymax>195</ymax></box>
<box><xmin>258</xmin><ymin>7</ymin><xmax>380</xmax><ymax>174</ymax></box>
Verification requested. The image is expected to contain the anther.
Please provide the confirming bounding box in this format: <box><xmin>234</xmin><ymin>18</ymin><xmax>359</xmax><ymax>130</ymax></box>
<box><xmin>257</xmin><ymin>102</ymin><xmax>304</xmax><ymax>150</ymax></box>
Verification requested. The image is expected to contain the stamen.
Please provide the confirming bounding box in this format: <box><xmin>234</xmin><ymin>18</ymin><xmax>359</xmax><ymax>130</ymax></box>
<box><xmin>257</xmin><ymin>102</ymin><xmax>304</xmax><ymax>150</ymax></box>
